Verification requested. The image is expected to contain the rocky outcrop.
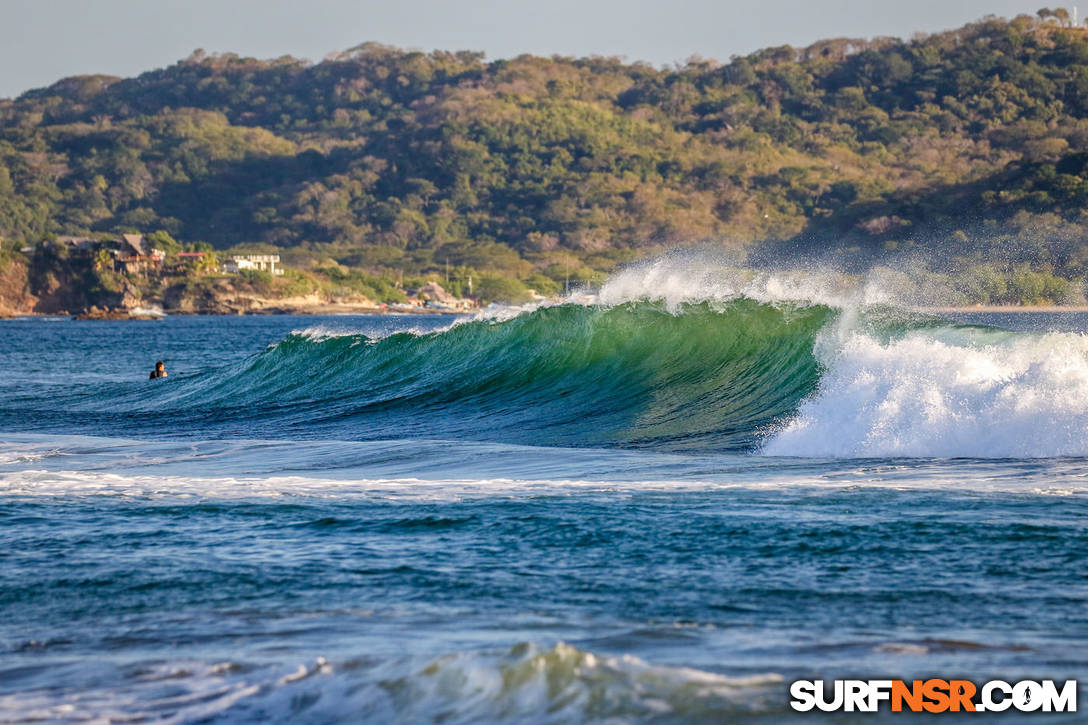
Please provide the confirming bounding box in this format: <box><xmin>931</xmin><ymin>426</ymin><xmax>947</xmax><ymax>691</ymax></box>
<box><xmin>21</xmin><ymin>248</ymin><xmax>127</xmax><ymax>314</ymax></box>
<box><xmin>0</xmin><ymin>256</ymin><xmax>400</xmax><ymax>317</ymax></box>
<box><xmin>74</xmin><ymin>307</ymin><xmax>162</xmax><ymax>321</ymax></box>
<box><xmin>0</xmin><ymin>259</ymin><xmax>39</xmax><ymax>315</ymax></box>
<box><xmin>417</xmin><ymin>281</ymin><xmax>457</xmax><ymax>304</ymax></box>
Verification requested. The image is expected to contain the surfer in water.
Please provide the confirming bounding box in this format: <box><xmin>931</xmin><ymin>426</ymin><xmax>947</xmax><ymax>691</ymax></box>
<box><xmin>149</xmin><ymin>361</ymin><xmax>167</xmax><ymax>379</ymax></box>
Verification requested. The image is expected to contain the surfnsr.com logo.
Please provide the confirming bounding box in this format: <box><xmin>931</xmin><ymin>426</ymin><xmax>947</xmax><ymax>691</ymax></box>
<box><xmin>790</xmin><ymin>679</ymin><xmax>1077</xmax><ymax>713</ymax></box>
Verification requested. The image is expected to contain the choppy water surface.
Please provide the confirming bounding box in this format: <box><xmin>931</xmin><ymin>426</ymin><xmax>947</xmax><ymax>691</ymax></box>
<box><xmin>2</xmin><ymin>273</ymin><xmax>1088</xmax><ymax>722</ymax></box>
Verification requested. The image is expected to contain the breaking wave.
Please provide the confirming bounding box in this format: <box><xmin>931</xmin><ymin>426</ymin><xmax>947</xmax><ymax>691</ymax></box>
<box><xmin>11</xmin><ymin>259</ymin><xmax>1088</xmax><ymax>458</ymax></box>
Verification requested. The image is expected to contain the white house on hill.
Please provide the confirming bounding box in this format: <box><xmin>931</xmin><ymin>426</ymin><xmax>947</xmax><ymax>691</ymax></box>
<box><xmin>224</xmin><ymin>254</ymin><xmax>284</xmax><ymax>276</ymax></box>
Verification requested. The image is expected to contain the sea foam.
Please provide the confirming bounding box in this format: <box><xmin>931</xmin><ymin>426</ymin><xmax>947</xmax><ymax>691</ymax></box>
<box><xmin>764</xmin><ymin>327</ymin><xmax>1088</xmax><ymax>458</ymax></box>
<box><xmin>0</xmin><ymin>643</ymin><xmax>782</xmax><ymax>724</ymax></box>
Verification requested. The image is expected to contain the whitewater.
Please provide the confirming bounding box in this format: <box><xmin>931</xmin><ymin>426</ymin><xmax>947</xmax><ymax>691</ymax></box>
<box><xmin>2</xmin><ymin>259</ymin><xmax>1087</xmax><ymax>722</ymax></box>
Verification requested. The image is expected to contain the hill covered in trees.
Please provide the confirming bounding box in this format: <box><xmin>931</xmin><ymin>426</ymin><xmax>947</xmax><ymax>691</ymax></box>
<box><xmin>5</xmin><ymin>10</ymin><xmax>1088</xmax><ymax>306</ymax></box>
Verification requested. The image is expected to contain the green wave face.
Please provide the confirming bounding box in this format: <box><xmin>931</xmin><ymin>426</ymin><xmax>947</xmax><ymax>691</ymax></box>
<box><xmin>154</xmin><ymin>299</ymin><xmax>836</xmax><ymax>451</ymax></box>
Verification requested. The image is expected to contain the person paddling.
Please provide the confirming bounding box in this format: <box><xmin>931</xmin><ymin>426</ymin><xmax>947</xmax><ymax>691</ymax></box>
<box><xmin>149</xmin><ymin>361</ymin><xmax>168</xmax><ymax>379</ymax></box>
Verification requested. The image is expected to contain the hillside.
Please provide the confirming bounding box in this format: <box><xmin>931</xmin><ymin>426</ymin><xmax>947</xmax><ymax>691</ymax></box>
<box><xmin>4</xmin><ymin>11</ymin><xmax>1088</xmax><ymax>308</ymax></box>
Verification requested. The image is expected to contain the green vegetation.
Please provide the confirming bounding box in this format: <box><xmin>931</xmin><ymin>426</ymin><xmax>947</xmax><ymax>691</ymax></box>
<box><xmin>5</xmin><ymin>12</ymin><xmax>1088</xmax><ymax>305</ymax></box>
<box><xmin>474</xmin><ymin>275</ymin><xmax>532</xmax><ymax>305</ymax></box>
<box><xmin>317</xmin><ymin>265</ymin><xmax>407</xmax><ymax>303</ymax></box>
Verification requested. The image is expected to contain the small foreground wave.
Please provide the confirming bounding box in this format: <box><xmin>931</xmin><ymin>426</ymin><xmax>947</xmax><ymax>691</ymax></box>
<box><xmin>0</xmin><ymin>643</ymin><xmax>785</xmax><ymax>724</ymax></box>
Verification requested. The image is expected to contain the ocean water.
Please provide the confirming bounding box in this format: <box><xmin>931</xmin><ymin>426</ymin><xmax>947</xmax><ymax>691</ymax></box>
<box><xmin>2</xmin><ymin>268</ymin><xmax>1088</xmax><ymax>722</ymax></box>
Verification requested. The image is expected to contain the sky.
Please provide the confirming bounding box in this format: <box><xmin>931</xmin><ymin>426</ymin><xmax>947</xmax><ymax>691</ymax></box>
<box><xmin>0</xmin><ymin>0</ymin><xmax>1052</xmax><ymax>99</ymax></box>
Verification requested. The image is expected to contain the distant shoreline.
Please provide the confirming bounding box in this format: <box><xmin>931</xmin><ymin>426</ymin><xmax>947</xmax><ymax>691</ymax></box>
<box><xmin>7</xmin><ymin>304</ymin><xmax>1088</xmax><ymax>320</ymax></box>
<box><xmin>919</xmin><ymin>306</ymin><xmax>1088</xmax><ymax>313</ymax></box>
<box><xmin>0</xmin><ymin>304</ymin><xmax>465</xmax><ymax>319</ymax></box>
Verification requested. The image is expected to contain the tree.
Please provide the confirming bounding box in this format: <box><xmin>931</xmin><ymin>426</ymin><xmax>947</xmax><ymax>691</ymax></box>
<box><xmin>147</xmin><ymin>230</ymin><xmax>180</xmax><ymax>253</ymax></box>
<box><xmin>474</xmin><ymin>275</ymin><xmax>531</xmax><ymax>304</ymax></box>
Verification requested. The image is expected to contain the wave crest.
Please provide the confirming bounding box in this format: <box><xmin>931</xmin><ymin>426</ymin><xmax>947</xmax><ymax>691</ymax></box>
<box><xmin>138</xmin><ymin>299</ymin><xmax>833</xmax><ymax>452</ymax></box>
